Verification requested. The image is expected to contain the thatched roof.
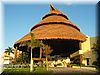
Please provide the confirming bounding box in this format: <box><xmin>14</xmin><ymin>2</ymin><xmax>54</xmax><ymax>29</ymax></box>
<box><xmin>15</xmin><ymin>4</ymin><xmax>87</xmax><ymax>45</ymax></box>
<box><xmin>31</xmin><ymin>4</ymin><xmax>80</xmax><ymax>31</ymax></box>
<box><xmin>15</xmin><ymin>33</ymin><xmax>30</xmax><ymax>44</ymax></box>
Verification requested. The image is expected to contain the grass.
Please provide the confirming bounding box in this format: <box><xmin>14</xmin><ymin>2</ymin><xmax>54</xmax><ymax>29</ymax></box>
<box><xmin>1</xmin><ymin>67</ymin><xmax>53</xmax><ymax>75</ymax></box>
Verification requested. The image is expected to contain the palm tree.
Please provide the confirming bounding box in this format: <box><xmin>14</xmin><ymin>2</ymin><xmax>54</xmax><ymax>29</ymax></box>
<box><xmin>42</xmin><ymin>45</ymin><xmax>53</xmax><ymax>71</ymax></box>
<box><xmin>20</xmin><ymin>32</ymin><xmax>44</xmax><ymax>72</ymax></box>
<box><xmin>5</xmin><ymin>47</ymin><xmax>14</xmax><ymax>64</ymax></box>
<box><xmin>20</xmin><ymin>32</ymin><xmax>53</xmax><ymax>71</ymax></box>
<box><xmin>29</xmin><ymin>32</ymin><xmax>44</xmax><ymax>72</ymax></box>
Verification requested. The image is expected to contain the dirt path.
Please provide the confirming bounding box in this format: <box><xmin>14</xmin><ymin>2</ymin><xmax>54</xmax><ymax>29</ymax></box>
<box><xmin>49</xmin><ymin>67</ymin><xmax>99</xmax><ymax>75</ymax></box>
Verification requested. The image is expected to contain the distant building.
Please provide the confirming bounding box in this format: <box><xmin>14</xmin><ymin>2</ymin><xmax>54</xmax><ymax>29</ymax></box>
<box><xmin>2</xmin><ymin>52</ymin><xmax>14</xmax><ymax>64</ymax></box>
<box><xmin>82</xmin><ymin>36</ymin><xmax>97</xmax><ymax>66</ymax></box>
<box><xmin>2</xmin><ymin>49</ymin><xmax>22</xmax><ymax>64</ymax></box>
<box><xmin>70</xmin><ymin>36</ymin><xmax>97</xmax><ymax>66</ymax></box>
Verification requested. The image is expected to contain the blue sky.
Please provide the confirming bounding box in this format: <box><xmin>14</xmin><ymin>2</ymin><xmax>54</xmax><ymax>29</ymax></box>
<box><xmin>4</xmin><ymin>3</ymin><xmax>96</xmax><ymax>49</ymax></box>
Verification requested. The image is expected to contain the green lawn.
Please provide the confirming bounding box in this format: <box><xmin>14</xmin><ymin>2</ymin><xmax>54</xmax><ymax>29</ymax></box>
<box><xmin>2</xmin><ymin>67</ymin><xmax>53</xmax><ymax>75</ymax></box>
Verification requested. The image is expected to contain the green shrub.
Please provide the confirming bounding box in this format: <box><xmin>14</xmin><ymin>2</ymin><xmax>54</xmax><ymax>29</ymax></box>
<box><xmin>81</xmin><ymin>64</ymin><xmax>85</xmax><ymax>67</ymax></box>
<box><xmin>92</xmin><ymin>61</ymin><xmax>97</xmax><ymax>66</ymax></box>
<box><xmin>71</xmin><ymin>64</ymin><xmax>80</xmax><ymax>66</ymax></box>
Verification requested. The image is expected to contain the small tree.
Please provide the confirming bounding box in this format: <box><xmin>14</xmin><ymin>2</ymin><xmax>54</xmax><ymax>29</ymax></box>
<box><xmin>92</xmin><ymin>42</ymin><xmax>99</xmax><ymax>68</ymax></box>
<box><xmin>19</xmin><ymin>32</ymin><xmax>53</xmax><ymax>71</ymax></box>
<box><xmin>92</xmin><ymin>43</ymin><xmax>98</xmax><ymax>53</ymax></box>
<box><xmin>42</xmin><ymin>45</ymin><xmax>53</xmax><ymax>71</ymax></box>
<box><xmin>20</xmin><ymin>32</ymin><xmax>44</xmax><ymax>72</ymax></box>
<box><xmin>5</xmin><ymin>47</ymin><xmax>14</xmax><ymax>64</ymax></box>
<box><xmin>16</xmin><ymin>53</ymin><xmax>22</xmax><ymax>64</ymax></box>
<box><xmin>16</xmin><ymin>51</ymin><xmax>29</xmax><ymax>64</ymax></box>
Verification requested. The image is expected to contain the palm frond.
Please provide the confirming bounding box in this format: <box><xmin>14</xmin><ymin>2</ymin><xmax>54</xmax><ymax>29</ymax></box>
<box><xmin>5</xmin><ymin>47</ymin><xmax>13</xmax><ymax>55</ymax></box>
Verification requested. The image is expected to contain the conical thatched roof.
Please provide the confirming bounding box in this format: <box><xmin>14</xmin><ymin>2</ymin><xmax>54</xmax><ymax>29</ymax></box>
<box><xmin>15</xmin><ymin>4</ymin><xmax>87</xmax><ymax>45</ymax></box>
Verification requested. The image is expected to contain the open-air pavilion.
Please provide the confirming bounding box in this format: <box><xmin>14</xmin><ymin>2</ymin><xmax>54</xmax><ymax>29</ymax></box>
<box><xmin>14</xmin><ymin>4</ymin><xmax>87</xmax><ymax>66</ymax></box>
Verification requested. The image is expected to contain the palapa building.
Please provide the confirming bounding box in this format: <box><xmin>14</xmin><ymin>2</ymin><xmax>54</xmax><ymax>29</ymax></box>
<box><xmin>14</xmin><ymin>4</ymin><xmax>95</xmax><ymax>66</ymax></box>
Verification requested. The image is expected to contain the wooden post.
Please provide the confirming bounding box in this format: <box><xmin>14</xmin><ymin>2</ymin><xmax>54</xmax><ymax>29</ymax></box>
<box><xmin>40</xmin><ymin>47</ymin><xmax>42</xmax><ymax>59</ymax></box>
<box><xmin>22</xmin><ymin>50</ymin><xmax>23</xmax><ymax>64</ymax></box>
<box><xmin>14</xmin><ymin>47</ymin><xmax>17</xmax><ymax>64</ymax></box>
<box><xmin>79</xmin><ymin>42</ymin><xmax>82</xmax><ymax>51</ymax></box>
<box><xmin>46</xmin><ymin>55</ymin><xmax>48</xmax><ymax>70</ymax></box>
<box><xmin>79</xmin><ymin>42</ymin><xmax>82</xmax><ymax>68</ymax></box>
<box><xmin>40</xmin><ymin>47</ymin><xmax>42</xmax><ymax>67</ymax></box>
<box><xmin>80</xmin><ymin>54</ymin><xmax>82</xmax><ymax>67</ymax></box>
<box><xmin>45</xmin><ymin>49</ymin><xmax>48</xmax><ymax>71</ymax></box>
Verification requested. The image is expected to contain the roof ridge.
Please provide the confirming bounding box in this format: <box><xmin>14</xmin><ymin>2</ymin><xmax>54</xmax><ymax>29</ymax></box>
<box><xmin>50</xmin><ymin>4</ymin><xmax>56</xmax><ymax>12</ymax></box>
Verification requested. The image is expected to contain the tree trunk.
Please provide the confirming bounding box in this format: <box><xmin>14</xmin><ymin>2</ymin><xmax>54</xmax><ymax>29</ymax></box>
<box><xmin>14</xmin><ymin>47</ymin><xmax>17</xmax><ymax>64</ymax></box>
<box><xmin>46</xmin><ymin>55</ymin><xmax>48</xmax><ymax>71</ymax></box>
<box><xmin>45</xmin><ymin>49</ymin><xmax>48</xmax><ymax>71</ymax></box>
<box><xmin>30</xmin><ymin>48</ymin><xmax>33</xmax><ymax>72</ymax></box>
<box><xmin>8</xmin><ymin>54</ymin><xmax>10</xmax><ymax>64</ymax></box>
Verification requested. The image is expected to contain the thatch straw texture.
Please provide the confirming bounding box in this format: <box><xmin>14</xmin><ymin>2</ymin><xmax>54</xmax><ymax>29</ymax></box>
<box><xmin>31</xmin><ymin>15</ymin><xmax>80</xmax><ymax>31</ymax></box>
<box><xmin>15</xmin><ymin>24</ymin><xmax>86</xmax><ymax>44</ymax></box>
<box><xmin>31</xmin><ymin>24</ymin><xmax>86</xmax><ymax>41</ymax></box>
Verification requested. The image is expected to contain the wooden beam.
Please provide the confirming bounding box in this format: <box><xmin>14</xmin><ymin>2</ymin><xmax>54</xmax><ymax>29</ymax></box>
<box><xmin>32</xmin><ymin>58</ymin><xmax>44</xmax><ymax>61</ymax></box>
<box><xmin>79</xmin><ymin>42</ymin><xmax>82</xmax><ymax>50</ymax></box>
